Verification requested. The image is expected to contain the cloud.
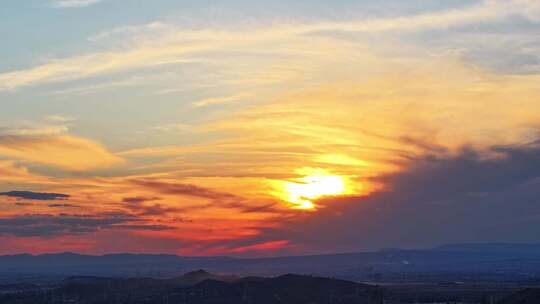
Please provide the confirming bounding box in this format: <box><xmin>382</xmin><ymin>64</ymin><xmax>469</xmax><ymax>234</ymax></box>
<box><xmin>1</xmin><ymin>0</ymin><xmax>538</xmax><ymax>91</ymax></box>
<box><xmin>150</xmin><ymin>123</ymin><xmax>192</xmax><ymax>133</ymax></box>
<box><xmin>112</xmin><ymin>224</ymin><xmax>174</xmax><ymax>231</ymax></box>
<box><xmin>1</xmin><ymin>0</ymin><xmax>540</xmax><ymax>256</ymax></box>
<box><xmin>0</xmin><ymin>161</ymin><xmax>51</xmax><ymax>184</ymax></box>
<box><xmin>125</xmin><ymin>203</ymin><xmax>184</xmax><ymax>217</ymax></box>
<box><xmin>132</xmin><ymin>179</ymin><xmax>239</xmax><ymax>201</ymax></box>
<box><xmin>293</xmin><ymin>0</ymin><xmax>537</xmax><ymax>34</ymax></box>
<box><xmin>193</xmin><ymin>93</ymin><xmax>251</xmax><ymax>107</ymax></box>
<box><xmin>45</xmin><ymin>115</ymin><xmax>75</xmax><ymax>124</ymax></box>
<box><xmin>122</xmin><ymin>196</ymin><xmax>161</xmax><ymax>204</ymax></box>
<box><xmin>0</xmin><ymin>131</ymin><xmax>123</xmax><ymax>170</ymax></box>
<box><xmin>0</xmin><ymin>213</ymin><xmax>172</xmax><ymax>237</ymax></box>
<box><xmin>0</xmin><ymin>38</ymin><xmax>204</xmax><ymax>91</ymax></box>
<box><xmin>51</xmin><ymin>0</ymin><xmax>103</xmax><ymax>8</ymax></box>
<box><xmin>250</xmin><ymin>138</ymin><xmax>540</xmax><ymax>253</ymax></box>
<box><xmin>238</xmin><ymin>202</ymin><xmax>281</xmax><ymax>214</ymax></box>
<box><xmin>130</xmin><ymin>60</ymin><xmax>536</xmax><ymax>196</ymax></box>
<box><xmin>0</xmin><ymin>191</ymin><xmax>69</xmax><ymax>201</ymax></box>
<box><xmin>48</xmin><ymin>203</ymin><xmax>78</xmax><ymax>208</ymax></box>
<box><xmin>87</xmin><ymin>21</ymin><xmax>168</xmax><ymax>42</ymax></box>
<box><xmin>14</xmin><ymin>202</ymin><xmax>34</xmax><ymax>207</ymax></box>
<box><xmin>0</xmin><ymin>125</ymin><xmax>69</xmax><ymax>137</ymax></box>
<box><xmin>223</xmin><ymin>240</ymin><xmax>291</xmax><ymax>255</ymax></box>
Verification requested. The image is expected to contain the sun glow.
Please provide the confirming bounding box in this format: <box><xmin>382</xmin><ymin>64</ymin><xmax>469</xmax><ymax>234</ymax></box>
<box><xmin>282</xmin><ymin>168</ymin><xmax>349</xmax><ymax>210</ymax></box>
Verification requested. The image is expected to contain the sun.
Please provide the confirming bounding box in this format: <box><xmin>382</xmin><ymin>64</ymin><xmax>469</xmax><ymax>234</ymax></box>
<box><xmin>281</xmin><ymin>168</ymin><xmax>349</xmax><ymax>210</ymax></box>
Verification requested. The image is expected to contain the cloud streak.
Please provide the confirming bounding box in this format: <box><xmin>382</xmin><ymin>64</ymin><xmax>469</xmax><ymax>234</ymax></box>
<box><xmin>0</xmin><ymin>191</ymin><xmax>69</xmax><ymax>201</ymax></box>
<box><xmin>193</xmin><ymin>93</ymin><xmax>251</xmax><ymax>107</ymax></box>
<box><xmin>51</xmin><ymin>0</ymin><xmax>104</xmax><ymax>8</ymax></box>
<box><xmin>0</xmin><ymin>213</ymin><xmax>172</xmax><ymax>237</ymax></box>
<box><xmin>131</xmin><ymin>179</ymin><xmax>239</xmax><ymax>201</ymax></box>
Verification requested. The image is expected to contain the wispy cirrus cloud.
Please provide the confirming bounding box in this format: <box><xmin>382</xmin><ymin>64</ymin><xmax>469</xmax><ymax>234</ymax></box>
<box><xmin>193</xmin><ymin>93</ymin><xmax>251</xmax><ymax>107</ymax></box>
<box><xmin>2</xmin><ymin>0</ymin><xmax>539</xmax><ymax>92</ymax></box>
<box><xmin>51</xmin><ymin>0</ymin><xmax>104</xmax><ymax>8</ymax></box>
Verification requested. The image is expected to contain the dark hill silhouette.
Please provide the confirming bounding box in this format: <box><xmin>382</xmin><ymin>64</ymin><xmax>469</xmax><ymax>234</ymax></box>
<box><xmin>168</xmin><ymin>269</ymin><xmax>239</xmax><ymax>286</ymax></box>
<box><xmin>0</xmin><ymin>271</ymin><xmax>382</xmax><ymax>304</ymax></box>
<box><xmin>171</xmin><ymin>273</ymin><xmax>382</xmax><ymax>304</ymax></box>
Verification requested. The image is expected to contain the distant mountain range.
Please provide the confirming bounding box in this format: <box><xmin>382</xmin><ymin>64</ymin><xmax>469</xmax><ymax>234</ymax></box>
<box><xmin>435</xmin><ymin>243</ymin><xmax>540</xmax><ymax>253</ymax></box>
<box><xmin>2</xmin><ymin>243</ymin><xmax>540</xmax><ymax>283</ymax></box>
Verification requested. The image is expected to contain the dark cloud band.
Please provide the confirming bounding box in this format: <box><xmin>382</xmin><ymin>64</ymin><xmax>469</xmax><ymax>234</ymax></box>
<box><xmin>0</xmin><ymin>213</ymin><xmax>173</xmax><ymax>237</ymax></box>
<box><xmin>0</xmin><ymin>191</ymin><xmax>70</xmax><ymax>201</ymax></box>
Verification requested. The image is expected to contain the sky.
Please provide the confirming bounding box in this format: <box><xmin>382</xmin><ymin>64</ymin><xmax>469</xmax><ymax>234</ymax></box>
<box><xmin>1</xmin><ymin>0</ymin><xmax>540</xmax><ymax>256</ymax></box>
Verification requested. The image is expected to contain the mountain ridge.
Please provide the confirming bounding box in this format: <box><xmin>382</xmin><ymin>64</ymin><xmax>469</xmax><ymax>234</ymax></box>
<box><xmin>4</xmin><ymin>242</ymin><xmax>540</xmax><ymax>259</ymax></box>
<box><xmin>3</xmin><ymin>243</ymin><xmax>540</xmax><ymax>283</ymax></box>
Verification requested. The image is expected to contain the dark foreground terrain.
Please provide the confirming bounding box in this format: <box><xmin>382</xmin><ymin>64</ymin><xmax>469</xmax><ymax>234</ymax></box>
<box><xmin>1</xmin><ymin>270</ymin><xmax>540</xmax><ymax>304</ymax></box>
<box><xmin>498</xmin><ymin>288</ymin><xmax>540</xmax><ymax>304</ymax></box>
<box><xmin>0</xmin><ymin>270</ymin><xmax>383</xmax><ymax>304</ymax></box>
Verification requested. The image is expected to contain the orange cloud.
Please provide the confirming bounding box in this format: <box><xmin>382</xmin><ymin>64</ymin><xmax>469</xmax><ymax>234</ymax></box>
<box><xmin>227</xmin><ymin>240</ymin><xmax>291</xmax><ymax>254</ymax></box>
<box><xmin>0</xmin><ymin>134</ymin><xmax>123</xmax><ymax>171</ymax></box>
<box><xmin>0</xmin><ymin>161</ymin><xmax>52</xmax><ymax>184</ymax></box>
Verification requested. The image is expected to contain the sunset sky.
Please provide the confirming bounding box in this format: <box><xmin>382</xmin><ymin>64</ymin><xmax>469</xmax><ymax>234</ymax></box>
<box><xmin>1</xmin><ymin>0</ymin><xmax>540</xmax><ymax>256</ymax></box>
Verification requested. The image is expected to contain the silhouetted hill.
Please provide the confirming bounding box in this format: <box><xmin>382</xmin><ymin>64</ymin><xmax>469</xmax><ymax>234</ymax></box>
<box><xmin>168</xmin><ymin>269</ymin><xmax>239</xmax><ymax>286</ymax></box>
<box><xmin>0</xmin><ymin>272</ymin><xmax>382</xmax><ymax>304</ymax></box>
<box><xmin>172</xmin><ymin>274</ymin><xmax>382</xmax><ymax>304</ymax></box>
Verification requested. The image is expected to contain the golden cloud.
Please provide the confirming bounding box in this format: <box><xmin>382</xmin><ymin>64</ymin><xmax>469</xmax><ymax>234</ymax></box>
<box><xmin>0</xmin><ymin>134</ymin><xmax>123</xmax><ymax>171</ymax></box>
<box><xmin>0</xmin><ymin>161</ymin><xmax>52</xmax><ymax>184</ymax></box>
